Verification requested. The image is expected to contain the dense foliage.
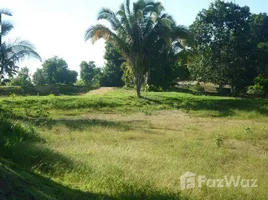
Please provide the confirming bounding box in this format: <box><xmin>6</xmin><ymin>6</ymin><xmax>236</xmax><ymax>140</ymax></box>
<box><xmin>247</xmin><ymin>75</ymin><xmax>268</xmax><ymax>97</ymax></box>
<box><xmin>189</xmin><ymin>0</ymin><xmax>268</xmax><ymax>94</ymax></box>
<box><xmin>85</xmin><ymin>0</ymin><xmax>189</xmax><ymax>97</ymax></box>
<box><xmin>9</xmin><ymin>67</ymin><xmax>33</xmax><ymax>87</ymax></box>
<box><xmin>33</xmin><ymin>57</ymin><xmax>78</xmax><ymax>85</ymax></box>
<box><xmin>79</xmin><ymin>61</ymin><xmax>101</xmax><ymax>89</ymax></box>
<box><xmin>100</xmin><ymin>42</ymin><xmax>124</xmax><ymax>87</ymax></box>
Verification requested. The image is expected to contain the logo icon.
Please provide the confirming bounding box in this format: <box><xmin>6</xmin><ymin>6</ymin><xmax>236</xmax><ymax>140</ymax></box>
<box><xmin>179</xmin><ymin>171</ymin><xmax>258</xmax><ymax>190</ymax></box>
<box><xmin>180</xmin><ymin>171</ymin><xmax>196</xmax><ymax>190</ymax></box>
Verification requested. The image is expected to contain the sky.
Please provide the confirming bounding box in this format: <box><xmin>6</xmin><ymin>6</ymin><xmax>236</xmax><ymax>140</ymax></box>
<box><xmin>1</xmin><ymin>0</ymin><xmax>268</xmax><ymax>75</ymax></box>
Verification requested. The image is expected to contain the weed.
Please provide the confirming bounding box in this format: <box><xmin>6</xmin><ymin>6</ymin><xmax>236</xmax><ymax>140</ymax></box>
<box><xmin>215</xmin><ymin>134</ymin><xmax>224</xmax><ymax>147</ymax></box>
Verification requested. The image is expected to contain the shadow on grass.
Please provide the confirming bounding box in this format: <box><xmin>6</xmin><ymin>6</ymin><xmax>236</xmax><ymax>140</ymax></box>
<box><xmin>141</xmin><ymin>95</ymin><xmax>268</xmax><ymax>117</ymax></box>
<box><xmin>0</xmin><ymin>116</ymin><xmax>75</xmax><ymax>175</ymax></box>
<box><xmin>0</xmin><ymin>159</ymin><xmax>106</xmax><ymax>200</ymax></box>
<box><xmin>49</xmin><ymin>118</ymin><xmax>131</xmax><ymax>131</ymax></box>
<box><xmin>0</xmin><ymin>159</ymin><xmax>184</xmax><ymax>200</ymax></box>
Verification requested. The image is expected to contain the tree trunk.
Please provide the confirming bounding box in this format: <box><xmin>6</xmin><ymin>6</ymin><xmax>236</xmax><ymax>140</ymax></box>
<box><xmin>0</xmin><ymin>14</ymin><xmax>2</xmax><ymax>46</ymax></box>
<box><xmin>133</xmin><ymin>55</ymin><xmax>144</xmax><ymax>98</ymax></box>
<box><xmin>136</xmin><ymin>74</ymin><xmax>142</xmax><ymax>98</ymax></box>
<box><xmin>219</xmin><ymin>83</ymin><xmax>223</xmax><ymax>95</ymax></box>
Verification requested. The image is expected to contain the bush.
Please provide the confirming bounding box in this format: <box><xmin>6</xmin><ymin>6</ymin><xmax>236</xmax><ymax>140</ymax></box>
<box><xmin>0</xmin><ymin>86</ymin><xmax>25</xmax><ymax>96</ymax></box>
<box><xmin>247</xmin><ymin>84</ymin><xmax>265</xmax><ymax>97</ymax></box>
<box><xmin>247</xmin><ymin>75</ymin><xmax>268</xmax><ymax>97</ymax></box>
<box><xmin>0</xmin><ymin>85</ymin><xmax>88</xmax><ymax>96</ymax></box>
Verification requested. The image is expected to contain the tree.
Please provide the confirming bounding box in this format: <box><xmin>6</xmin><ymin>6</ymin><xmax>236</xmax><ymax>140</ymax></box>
<box><xmin>147</xmin><ymin>23</ymin><xmax>191</xmax><ymax>90</ymax></box>
<box><xmin>189</xmin><ymin>0</ymin><xmax>252</xmax><ymax>93</ymax></box>
<box><xmin>32</xmin><ymin>57</ymin><xmax>78</xmax><ymax>85</ymax></box>
<box><xmin>100</xmin><ymin>42</ymin><xmax>124</xmax><ymax>87</ymax></box>
<box><xmin>80</xmin><ymin>61</ymin><xmax>101</xmax><ymax>88</ymax></box>
<box><xmin>9</xmin><ymin>67</ymin><xmax>33</xmax><ymax>87</ymax></box>
<box><xmin>249</xmin><ymin>13</ymin><xmax>268</xmax><ymax>77</ymax></box>
<box><xmin>0</xmin><ymin>9</ymin><xmax>41</xmax><ymax>83</ymax></box>
<box><xmin>32</xmin><ymin>68</ymin><xmax>47</xmax><ymax>85</ymax></box>
<box><xmin>85</xmin><ymin>0</ymin><xmax>188</xmax><ymax>97</ymax></box>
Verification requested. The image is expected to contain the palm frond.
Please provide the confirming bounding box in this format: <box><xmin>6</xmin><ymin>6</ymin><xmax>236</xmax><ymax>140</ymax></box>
<box><xmin>0</xmin><ymin>9</ymin><xmax>12</xmax><ymax>16</ymax></box>
<box><xmin>1</xmin><ymin>21</ymin><xmax>14</xmax><ymax>36</ymax></box>
<box><xmin>143</xmin><ymin>1</ymin><xmax>164</xmax><ymax>15</ymax></box>
<box><xmin>117</xmin><ymin>4</ymin><xmax>132</xmax><ymax>34</ymax></box>
<box><xmin>85</xmin><ymin>24</ymin><xmax>113</xmax><ymax>43</ymax></box>
<box><xmin>173</xmin><ymin>25</ymin><xmax>190</xmax><ymax>39</ymax></box>
<box><xmin>160</xmin><ymin>18</ymin><xmax>173</xmax><ymax>29</ymax></box>
<box><xmin>4</xmin><ymin>39</ymin><xmax>42</xmax><ymax>62</ymax></box>
<box><xmin>133</xmin><ymin>0</ymin><xmax>146</xmax><ymax>16</ymax></box>
<box><xmin>97</xmin><ymin>8</ymin><xmax>115</xmax><ymax>20</ymax></box>
<box><xmin>125</xmin><ymin>0</ymin><xmax>131</xmax><ymax>16</ymax></box>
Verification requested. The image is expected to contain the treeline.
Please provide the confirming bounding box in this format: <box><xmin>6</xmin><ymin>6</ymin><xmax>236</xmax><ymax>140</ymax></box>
<box><xmin>2</xmin><ymin>0</ymin><xmax>268</xmax><ymax>97</ymax></box>
<box><xmin>84</xmin><ymin>0</ymin><xmax>268</xmax><ymax>97</ymax></box>
<box><xmin>189</xmin><ymin>0</ymin><xmax>268</xmax><ymax>96</ymax></box>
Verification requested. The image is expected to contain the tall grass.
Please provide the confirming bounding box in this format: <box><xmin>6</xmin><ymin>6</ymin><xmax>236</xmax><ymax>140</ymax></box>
<box><xmin>0</xmin><ymin>89</ymin><xmax>268</xmax><ymax>199</ymax></box>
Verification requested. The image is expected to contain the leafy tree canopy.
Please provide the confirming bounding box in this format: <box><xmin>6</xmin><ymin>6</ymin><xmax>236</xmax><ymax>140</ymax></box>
<box><xmin>33</xmin><ymin>56</ymin><xmax>78</xmax><ymax>85</ymax></box>
<box><xmin>189</xmin><ymin>0</ymin><xmax>253</xmax><ymax>92</ymax></box>
<box><xmin>9</xmin><ymin>67</ymin><xmax>33</xmax><ymax>87</ymax></box>
<box><xmin>100</xmin><ymin>42</ymin><xmax>124</xmax><ymax>87</ymax></box>
<box><xmin>80</xmin><ymin>61</ymin><xmax>101</xmax><ymax>89</ymax></box>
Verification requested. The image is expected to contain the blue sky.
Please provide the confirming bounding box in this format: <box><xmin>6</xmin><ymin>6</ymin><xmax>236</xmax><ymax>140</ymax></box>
<box><xmin>2</xmin><ymin>0</ymin><xmax>268</xmax><ymax>75</ymax></box>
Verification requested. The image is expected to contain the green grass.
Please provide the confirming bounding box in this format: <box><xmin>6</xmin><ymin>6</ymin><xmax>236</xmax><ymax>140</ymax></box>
<box><xmin>1</xmin><ymin>88</ymin><xmax>268</xmax><ymax>199</ymax></box>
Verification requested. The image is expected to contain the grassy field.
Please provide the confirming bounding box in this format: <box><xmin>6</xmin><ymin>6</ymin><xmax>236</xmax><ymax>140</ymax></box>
<box><xmin>1</xmin><ymin>88</ymin><xmax>268</xmax><ymax>199</ymax></box>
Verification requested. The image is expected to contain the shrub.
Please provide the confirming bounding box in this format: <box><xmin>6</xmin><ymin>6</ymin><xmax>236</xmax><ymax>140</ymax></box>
<box><xmin>191</xmin><ymin>83</ymin><xmax>205</xmax><ymax>94</ymax></box>
<box><xmin>0</xmin><ymin>86</ymin><xmax>25</xmax><ymax>96</ymax></box>
<box><xmin>215</xmin><ymin>134</ymin><xmax>224</xmax><ymax>148</ymax></box>
<box><xmin>247</xmin><ymin>75</ymin><xmax>268</xmax><ymax>97</ymax></box>
<box><xmin>247</xmin><ymin>84</ymin><xmax>265</xmax><ymax>97</ymax></box>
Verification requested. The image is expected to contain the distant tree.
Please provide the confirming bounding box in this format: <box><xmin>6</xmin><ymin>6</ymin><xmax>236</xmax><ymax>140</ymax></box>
<box><xmin>32</xmin><ymin>68</ymin><xmax>46</xmax><ymax>85</ymax></box>
<box><xmin>0</xmin><ymin>9</ymin><xmax>41</xmax><ymax>84</ymax></box>
<box><xmin>189</xmin><ymin>0</ymin><xmax>252</xmax><ymax>93</ymax></box>
<box><xmin>80</xmin><ymin>61</ymin><xmax>101</xmax><ymax>88</ymax></box>
<box><xmin>9</xmin><ymin>67</ymin><xmax>33</xmax><ymax>87</ymax></box>
<box><xmin>85</xmin><ymin>0</ymin><xmax>188</xmax><ymax>97</ymax></box>
<box><xmin>33</xmin><ymin>56</ymin><xmax>78</xmax><ymax>85</ymax></box>
<box><xmin>100</xmin><ymin>43</ymin><xmax>124</xmax><ymax>87</ymax></box>
<box><xmin>249</xmin><ymin>13</ymin><xmax>268</xmax><ymax>77</ymax></box>
<box><xmin>66</xmin><ymin>70</ymin><xmax>79</xmax><ymax>85</ymax></box>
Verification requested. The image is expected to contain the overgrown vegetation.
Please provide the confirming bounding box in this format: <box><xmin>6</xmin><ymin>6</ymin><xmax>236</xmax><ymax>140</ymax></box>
<box><xmin>1</xmin><ymin>0</ymin><xmax>268</xmax><ymax>199</ymax></box>
<box><xmin>0</xmin><ymin>88</ymin><xmax>268</xmax><ymax>199</ymax></box>
<box><xmin>85</xmin><ymin>0</ymin><xmax>190</xmax><ymax>97</ymax></box>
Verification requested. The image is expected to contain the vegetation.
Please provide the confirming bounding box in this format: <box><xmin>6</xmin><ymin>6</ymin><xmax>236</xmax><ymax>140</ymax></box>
<box><xmin>1</xmin><ymin>88</ymin><xmax>268</xmax><ymax>199</ymax></box>
<box><xmin>247</xmin><ymin>75</ymin><xmax>268</xmax><ymax>97</ymax></box>
<box><xmin>85</xmin><ymin>0</ymin><xmax>189</xmax><ymax>97</ymax></box>
<box><xmin>1</xmin><ymin>0</ymin><xmax>268</xmax><ymax>199</ymax></box>
<box><xmin>189</xmin><ymin>0</ymin><xmax>268</xmax><ymax>94</ymax></box>
<box><xmin>8</xmin><ymin>67</ymin><xmax>33</xmax><ymax>87</ymax></box>
<box><xmin>0</xmin><ymin>9</ymin><xmax>41</xmax><ymax>84</ymax></box>
<box><xmin>79</xmin><ymin>61</ymin><xmax>101</xmax><ymax>89</ymax></box>
<box><xmin>33</xmin><ymin>57</ymin><xmax>78</xmax><ymax>85</ymax></box>
<box><xmin>100</xmin><ymin>42</ymin><xmax>125</xmax><ymax>87</ymax></box>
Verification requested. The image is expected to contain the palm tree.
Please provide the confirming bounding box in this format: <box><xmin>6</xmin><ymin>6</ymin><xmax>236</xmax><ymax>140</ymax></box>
<box><xmin>0</xmin><ymin>9</ymin><xmax>41</xmax><ymax>83</ymax></box>
<box><xmin>0</xmin><ymin>9</ymin><xmax>13</xmax><ymax>45</ymax></box>
<box><xmin>85</xmin><ymin>0</ymin><xmax>189</xmax><ymax>97</ymax></box>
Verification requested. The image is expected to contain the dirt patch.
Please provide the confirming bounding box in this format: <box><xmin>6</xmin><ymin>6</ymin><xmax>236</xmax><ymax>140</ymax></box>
<box><xmin>84</xmin><ymin>87</ymin><xmax>116</xmax><ymax>95</ymax></box>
